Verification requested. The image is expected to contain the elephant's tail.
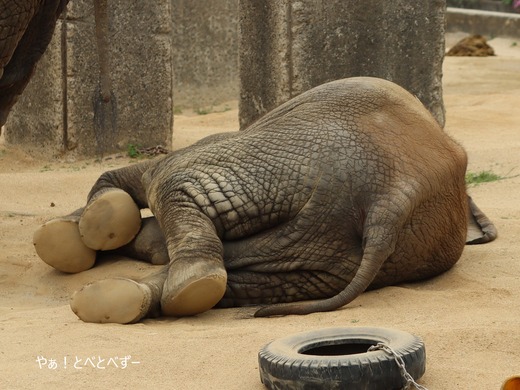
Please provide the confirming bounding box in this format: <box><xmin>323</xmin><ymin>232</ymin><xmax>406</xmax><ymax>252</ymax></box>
<box><xmin>465</xmin><ymin>195</ymin><xmax>497</xmax><ymax>245</ymax></box>
<box><xmin>254</xmin><ymin>224</ymin><xmax>395</xmax><ymax>317</ymax></box>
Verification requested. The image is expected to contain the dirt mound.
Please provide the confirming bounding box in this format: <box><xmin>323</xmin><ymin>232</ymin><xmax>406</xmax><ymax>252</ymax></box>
<box><xmin>446</xmin><ymin>34</ymin><xmax>495</xmax><ymax>57</ymax></box>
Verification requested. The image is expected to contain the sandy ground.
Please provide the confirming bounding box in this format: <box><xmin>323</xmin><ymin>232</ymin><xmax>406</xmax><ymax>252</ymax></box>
<box><xmin>1</xmin><ymin>34</ymin><xmax>519</xmax><ymax>389</ymax></box>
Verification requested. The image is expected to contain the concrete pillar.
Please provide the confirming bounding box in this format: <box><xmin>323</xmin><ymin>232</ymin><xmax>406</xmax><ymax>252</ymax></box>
<box><xmin>6</xmin><ymin>0</ymin><xmax>173</xmax><ymax>158</ymax></box>
<box><xmin>239</xmin><ymin>0</ymin><xmax>447</xmax><ymax>129</ymax></box>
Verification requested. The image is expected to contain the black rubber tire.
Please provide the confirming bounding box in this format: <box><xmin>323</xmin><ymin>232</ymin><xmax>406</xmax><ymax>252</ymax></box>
<box><xmin>258</xmin><ymin>327</ymin><xmax>425</xmax><ymax>390</ymax></box>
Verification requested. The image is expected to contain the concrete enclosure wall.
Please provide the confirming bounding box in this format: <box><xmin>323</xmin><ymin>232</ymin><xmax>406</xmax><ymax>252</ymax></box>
<box><xmin>6</xmin><ymin>0</ymin><xmax>451</xmax><ymax>156</ymax></box>
<box><xmin>172</xmin><ymin>0</ymin><xmax>239</xmax><ymax>110</ymax></box>
<box><xmin>6</xmin><ymin>0</ymin><xmax>173</xmax><ymax>157</ymax></box>
<box><xmin>239</xmin><ymin>0</ymin><xmax>447</xmax><ymax>129</ymax></box>
<box><xmin>446</xmin><ymin>7</ymin><xmax>520</xmax><ymax>38</ymax></box>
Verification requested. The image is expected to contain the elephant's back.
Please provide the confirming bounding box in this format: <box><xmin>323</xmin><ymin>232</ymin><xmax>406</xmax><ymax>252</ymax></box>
<box><xmin>170</xmin><ymin>76</ymin><xmax>469</xmax><ymax>214</ymax></box>
<box><xmin>244</xmin><ymin>76</ymin><xmax>466</xmax><ymax>174</ymax></box>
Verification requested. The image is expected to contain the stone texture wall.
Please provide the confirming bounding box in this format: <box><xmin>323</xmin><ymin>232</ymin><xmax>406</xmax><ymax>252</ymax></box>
<box><xmin>239</xmin><ymin>0</ymin><xmax>447</xmax><ymax>129</ymax></box>
<box><xmin>4</xmin><ymin>19</ymin><xmax>64</xmax><ymax>156</ymax></box>
<box><xmin>447</xmin><ymin>7</ymin><xmax>520</xmax><ymax>37</ymax></box>
<box><xmin>172</xmin><ymin>0</ymin><xmax>239</xmax><ymax>110</ymax></box>
<box><xmin>6</xmin><ymin>0</ymin><xmax>450</xmax><ymax>156</ymax></box>
<box><xmin>6</xmin><ymin>0</ymin><xmax>173</xmax><ymax>157</ymax></box>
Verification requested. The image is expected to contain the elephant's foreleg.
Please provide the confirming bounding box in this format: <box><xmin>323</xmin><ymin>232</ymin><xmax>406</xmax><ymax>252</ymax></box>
<box><xmin>34</xmin><ymin>215</ymin><xmax>168</xmax><ymax>273</ymax></box>
<box><xmin>33</xmin><ymin>208</ymin><xmax>96</xmax><ymax>273</ymax></box>
<box><xmin>34</xmin><ymin>158</ymin><xmax>165</xmax><ymax>271</ymax></box>
<box><xmin>113</xmin><ymin>217</ymin><xmax>169</xmax><ymax>265</ymax></box>
<box><xmin>80</xmin><ymin>158</ymin><xmax>161</xmax><ymax>251</ymax></box>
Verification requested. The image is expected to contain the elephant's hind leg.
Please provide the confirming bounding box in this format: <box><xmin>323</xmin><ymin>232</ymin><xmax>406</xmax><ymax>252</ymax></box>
<box><xmin>159</xmin><ymin>227</ymin><xmax>228</xmax><ymax>317</ymax></box>
<box><xmin>145</xmin><ymin>174</ymin><xmax>228</xmax><ymax>317</ymax></box>
<box><xmin>64</xmin><ymin>219</ymin><xmax>170</xmax><ymax>324</ymax></box>
<box><xmin>70</xmin><ymin>267</ymin><xmax>168</xmax><ymax>324</ymax></box>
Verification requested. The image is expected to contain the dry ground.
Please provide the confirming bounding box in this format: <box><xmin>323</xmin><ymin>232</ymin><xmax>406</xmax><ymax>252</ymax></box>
<box><xmin>0</xmin><ymin>34</ymin><xmax>519</xmax><ymax>389</ymax></box>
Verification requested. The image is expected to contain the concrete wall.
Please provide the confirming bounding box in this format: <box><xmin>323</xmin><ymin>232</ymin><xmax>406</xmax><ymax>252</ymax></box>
<box><xmin>447</xmin><ymin>0</ymin><xmax>517</xmax><ymax>13</ymax></box>
<box><xmin>6</xmin><ymin>0</ymin><xmax>173</xmax><ymax>158</ymax></box>
<box><xmin>4</xmin><ymin>19</ymin><xmax>64</xmax><ymax>156</ymax></box>
<box><xmin>169</xmin><ymin>3</ymin><xmax>520</xmax><ymax>120</ymax></box>
<box><xmin>446</xmin><ymin>7</ymin><xmax>520</xmax><ymax>37</ymax></box>
<box><xmin>172</xmin><ymin>0</ymin><xmax>239</xmax><ymax>111</ymax></box>
<box><xmin>7</xmin><ymin>2</ymin><xmax>484</xmax><ymax>157</ymax></box>
<box><xmin>239</xmin><ymin>0</ymin><xmax>447</xmax><ymax>129</ymax></box>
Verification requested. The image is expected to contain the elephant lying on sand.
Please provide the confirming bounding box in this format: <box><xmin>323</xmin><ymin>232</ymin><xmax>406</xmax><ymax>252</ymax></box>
<box><xmin>33</xmin><ymin>77</ymin><xmax>497</xmax><ymax>324</ymax></box>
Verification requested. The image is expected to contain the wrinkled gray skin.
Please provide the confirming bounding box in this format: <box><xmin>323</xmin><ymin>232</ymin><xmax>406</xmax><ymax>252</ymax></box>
<box><xmin>0</xmin><ymin>0</ymin><xmax>69</xmax><ymax>128</ymax></box>
<box><xmin>77</xmin><ymin>77</ymin><xmax>497</xmax><ymax>318</ymax></box>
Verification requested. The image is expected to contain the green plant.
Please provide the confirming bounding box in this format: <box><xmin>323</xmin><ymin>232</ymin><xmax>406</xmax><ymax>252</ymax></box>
<box><xmin>127</xmin><ymin>143</ymin><xmax>141</xmax><ymax>159</ymax></box>
<box><xmin>465</xmin><ymin>170</ymin><xmax>502</xmax><ymax>185</ymax></box>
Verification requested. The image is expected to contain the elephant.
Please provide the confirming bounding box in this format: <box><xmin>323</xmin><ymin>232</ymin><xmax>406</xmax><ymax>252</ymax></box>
<box><xmin>0</xmin><ymin>0</ymin><xmax>111</xmax><ymax>131</ymax></box>
<box><xmin>0</xmin><ymin>0</ymin><xmax>68</xmax><ymax>129</ymax></box>
<box><xmin>33</xmin><ymin>77</ymin><xmax>497</xmax><ymax>324</ymax></box>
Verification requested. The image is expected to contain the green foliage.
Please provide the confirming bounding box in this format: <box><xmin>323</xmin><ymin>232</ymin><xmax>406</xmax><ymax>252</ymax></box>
<box><xmin>195</xmin><ymin>104</ymin><xmax>231</xmax><ymax>115</ymax></box>
<box><xmin>465</xmin><ymin>170</ymin><xmax>502</xmax><ymax>185</ymax></box>
<box><xmin>127</xmin><ymin>143</ymin><xmax>141</xmax><ymax>159</ymax></box>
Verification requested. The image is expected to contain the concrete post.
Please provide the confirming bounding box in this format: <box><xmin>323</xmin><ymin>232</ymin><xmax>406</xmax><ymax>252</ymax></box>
<box><xmin>5</xmin><ymin>0</ymin><xmax>173</xmax><ymax>158</ymax></box>
<box><xmin>239</xmin><ymin>0</ymin><xmax>447</xmax><ymax>129</ymax></box>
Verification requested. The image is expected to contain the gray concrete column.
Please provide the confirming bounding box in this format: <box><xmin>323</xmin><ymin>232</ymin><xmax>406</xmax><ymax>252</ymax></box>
<box><xmin>239</xmin><ymin>0</ymin><xmax>447</xmax><ymax>129</ymax></box>
<box><xmin>6</xmin><ymin>0</ymin><xmax>173</xmax><ymax>158</ymax></box>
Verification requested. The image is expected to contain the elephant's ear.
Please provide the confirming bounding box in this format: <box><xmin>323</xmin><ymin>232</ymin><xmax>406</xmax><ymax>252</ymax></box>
<box><xmin>466</xmin><ymin>196</ymin><xmax>497</xmax><ymax>244</ymax></box>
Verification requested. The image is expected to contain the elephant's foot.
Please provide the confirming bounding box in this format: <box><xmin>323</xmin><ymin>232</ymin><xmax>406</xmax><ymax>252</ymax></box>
<box><xmin>70</xmin><ymin>278</ymin><xmax>158</xmax><ymax>324</ymax></box>
<box><xmin>33</xmin><ymin>216</ymin><xmax>96</xmax><ymax>273</ymax></box>
<box><xmin>79</xmin><ymin>189</ymin><xmax>141</xmax><ymax>251</ymax></box>
<box><xmin>161</xmin><ymin>260</ymin><xmax>227</xmax><ymax>317</ymax></box>
<box><xmin>116</xmin><ymin>217</ymin><xmax>170</xmax><ymax>265</ymax></box>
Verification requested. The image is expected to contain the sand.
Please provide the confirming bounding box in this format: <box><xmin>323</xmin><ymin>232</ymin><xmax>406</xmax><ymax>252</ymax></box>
<box><xmin>1</xmin><ymin>35</ymin><xmax>519</xmax><ymax>389</ymax></box>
